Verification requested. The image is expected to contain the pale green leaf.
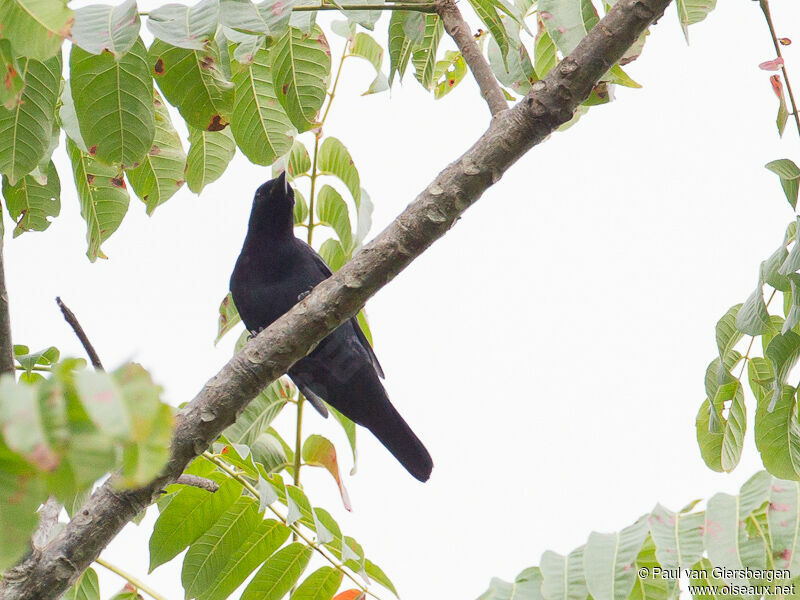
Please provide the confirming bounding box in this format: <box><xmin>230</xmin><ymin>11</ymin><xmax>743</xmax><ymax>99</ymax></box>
<box><xmin>2</xmin><ymin>160</ymin><xmax>60</xmax><ymax>237</ymax></box>
<box><xmin>766</xmin><ymin>159</ymin><xmax>800</xmax><ymax>210</ymax></box>
<box><xmin>147</xmin><ymin>0</ymin><xmax>220</xmax><ymax>50</ymax></box>
<box><xmin>540</xmin><ymin>547</ymin><xmax>587</xmax><ymax>600</ymax></box>
<box><xmin>735</xmin><ymin>276</ymin><xmax>771</xmax><ymax>336</ymax></box>
<box><xmin>220</xmin><ymin>0</ymin><xmax>295</xmax><ymax>38</ymax></box>
<box><xmin>538</xmin><ymin>0</ymin><xmax>598</xmax><ymax>56</ymax></box>
<box><xmin>675</xmin><ymin>0</ymin><xmax>716</xmax><ymax>43</ymax></box>
<box><xmin>0</xmin><ymin>0</ymin><xmax>73</xmax><ymax>60</ymax></box>
<box><xmin>71</xmin><ymin>0</ymin><xmax>140</xmax><ymax>57</ymax></box>
<box><xmin>186</xmin><ymin>126</ymin><xmax>236</xmax><ymax>193</ymax></box>
<box><xmin>411</xmin><ymin>15</ymin><xmax>443</xmax><ymax>90</ymax></box>
<box><xmin>70</xmin><ymin>38</ymin><xmax>154</xmax><ymax>168</ymax></box>
<box><xmin>0</xmin><ymin>40</ymin><xmax>24</xmax><ymax>109</ymax></box>
<box><xmin>648</xmin><ymin>503</ymin><xmax>704</xmax><ymax>570</ymax></box>
<box><xmin>765</xmin><ymin>331</ymin><xmax>800</xmax><ymax>411</ymax></box>
<box><xmin>583</xmin><ymin>518</ymin><xmax>648</xmax><ymax>600</ymax></box>
<box><xmin>767</xmin><ymin>479</ymin><xmax>800</xmax><ymax>576</ymax></box>
<box><xmin>350</xmin><ymin>32</ymin><xmax>389</xmax><ymax>95</ymax></box>
<box><xmin>388</xmin><ymin>11</ymin><xmax>415</xmax><ymax>84</ymax></box>
<box><xmin>755</xmin><ymin>385</ymin><xmax>800</xmax><ymax>480</ymax></box>
<box><xmin>216</xmin><ymin>292</ymin><xmax>242</xmax><ymax>343</ymax></box>
<box><xmin>318</xmin><ymin>137</ymin><xmax>360</xmax><ymax>207</ymax></box>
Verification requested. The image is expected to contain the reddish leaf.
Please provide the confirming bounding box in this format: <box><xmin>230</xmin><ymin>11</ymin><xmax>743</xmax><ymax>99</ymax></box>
<box><xmin>771</xmin><ymin>74</ymin><xmax>784</xmax><ymax>98</ymax></box>
<box><xmin>333</xmin><ymin>591</ymin><xmax>365</xmax><ymax>600</ymax></box>
<box><xmin>759</xmin><ymin>57</ymin><xmax>785</xmax><ymax>71</ymax></box>
<box><xmin>302</xmin><ymin>434</ymin><xmax>351</xmax><ymax>510</ymax></box>
<box><xmin>779</xmin><ymin>38</ymin><xmax>792</xmax><ymax>46</ymax></box>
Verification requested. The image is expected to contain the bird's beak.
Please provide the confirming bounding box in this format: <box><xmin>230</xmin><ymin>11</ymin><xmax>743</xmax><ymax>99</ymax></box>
<box><xmin>277</xmin><ymin>170</ymin><xmax>288</xmax><ymax>194</ymax></box>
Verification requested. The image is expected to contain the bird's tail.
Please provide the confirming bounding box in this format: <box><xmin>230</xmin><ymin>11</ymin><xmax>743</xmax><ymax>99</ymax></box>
<box><xmin>365</xmin><ymin>399</ymin><xmax>433</xmax><ymax>482</ymax></box>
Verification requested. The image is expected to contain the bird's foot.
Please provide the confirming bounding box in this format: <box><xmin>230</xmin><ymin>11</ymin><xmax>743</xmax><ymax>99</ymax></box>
<box><xmin>247</xmin><ymin>327</ymin><xmax>264</xmax><ymax>340</ymax></box>
<box><xmin>297</xmin><ymin>288</ymin><xmax>313</xmax><ymax>301</ymax></box>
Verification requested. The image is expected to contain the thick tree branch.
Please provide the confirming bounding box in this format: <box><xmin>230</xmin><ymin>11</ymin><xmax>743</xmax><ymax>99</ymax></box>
<box><xmin>55</xmin><ymin>297</ymin><xmax>104</xmax><ymax>371</ymax></box>
<box><xmin>436</xmin><ymin>0</ymin><xmax>508</xmax><ymax>115</ymax></box>
<box><xmin>0</xmin><ymin>1</ymin><xmax>670</xmax><ymax>597</ymax></box>
<box><xmin>0</xmin><ymin>243</ymin><xmax>14</xmax><ymax>377</ymax></box>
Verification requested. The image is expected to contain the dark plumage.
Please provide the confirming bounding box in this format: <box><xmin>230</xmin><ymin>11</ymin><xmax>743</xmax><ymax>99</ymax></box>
<box><xmin>230</xmin><ymin>173</ymin><xmax>433</xmax><ymax>482</ymax></box>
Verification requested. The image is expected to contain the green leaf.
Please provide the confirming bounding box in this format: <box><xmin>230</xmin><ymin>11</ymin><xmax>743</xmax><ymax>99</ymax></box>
<box><xmin>766</xmin><ymin>159</ymin><xmax>800</xmax><ymax>210</ymax></box>
<box><xmin>704</xmin><ymin>473</ymin><xmax>770</xmax><ymax>583</ymax></box>
<box><xmin>675</xmin><ymin>0</ymin><xmax>716</xmax><ymax>43</ymax></box>
<box><xmin>716</xmin><ymin>304</ymin><xmax>743</xmax><ymax>363</ymax></box>
<box><xmin>350</xmin><ymin>32</ymin><xmax>389</xmax><ymax>95</ymax></box>
<box><xmin>354</xmin><ymin>189</ymin><xmax>373</xmax><ymax>246</ymax></box>
<box><xmin>294</xmin><ymin>187</ymin><xmax>309</xmax><ymax>225</ymax></box>
<box><xmin>242</xmin><ymin>543</ymin><xmax>313</xmax><ymax>600</ymax></box>
<box><xmin>224</xmin><ymin>380</ymin><xmax>290</xmax><ymax>446</ymax></box>
<box><xmin>468</xmin><ymin>0</ymin><xmax>509</xmax><ymax>67</ymax></box>
<box><xmin>183</xmin><ymin>498</ymin><xmax>290</xmax><ymax>600</ymax></box>
<box><xmin>66</xmin><ymin>138</ymin><xmax>130</xmax><ymax>261</ymax></box>
<box><xmin>785</xmin><ymin>276</ymin><xmax>800</xmax><ymax>334</ymax></box>
<box><xmin>149</xmin><ymin>477</ymin><xmax>242</xmax><ymax>571</ymax></box>
<box><xmin>765</xmin><ymin>245</ymin><xmax>791</xmax><ymax>291</ymax></box>
<box><xmin>0</xmin><ymin>55</ymin><xmax>62</xmax><ymax>185</ymax></box>
<box><xmin>735</xmin><ymin>275</ymin><xmax>771</xmax><ymax>336</ymax></box>
<box><xmin>2</xmin><ymin>160</ymin><xmax>60</xmax><ymax>237</ymax></box>
<box><xmin>126</xmin><ymin>91</ymin><xmax>186</xmax><ymax>215</ymax></box>
<box><xmin>231</xmin><ymin>46</ymin><xmax>296</xmax><ymax>165</ymax></box>
<box><xmin>219</xmin><ymin>0</ymin><xmax>295</xmax><ymax>38</ymax></box>
<box><xmin>318</xmin><ymin>137</ymin><xmax>361</xmax><ymax>207</ymax></box>
<box><xmin>150</xmin><ymin>39</ymin><xmax>234</xmax><ymax>132</ymax></box>
<box><xmin>648</xmin><ymin>503</ymin><xmax>704</xmax><ymax>570</ymax></box>
<box><xmin>60</xmin><ymin>79</ymin><xmax>87</xmax><ymax>151</ymax></box>
<box><xmin>319</xmin><ymin>239</ymin><xmax>346</xmax><ymax>271</ymax></box>
<box><xmin>0</xmin><ymin>40</ymin><xmax>24</xmax><ymax>109</ymax></box>
<box><xmin>433</xmin><ymin>50</ymin><xmax>467</xmax><ymax>99</ymax></box>
<box><xmin>147</xmin><ymin>0</ymin><xmax>220</xmax><ymax>50</ymax></box>
<box><xmin>288</xmin><ymin>0</ymin><xmax>318</xmax><ymax>34</ymax></box>
<box><xmin>538</xmin><ymin>0</ymin><xmax>598</xmax><ymax>56</ymax></box>
<box><xmin>629</xmin><ymin>535</ymin><xmax>678</xmax><ymax>600</ymax></box>
<box><xmin>341</xmin><ymin>0</ymin><xmax>385</xmax><ymax>30</ymax></box>
<box><xmin>302</xmin><ymin>434</ymin><xmax>351</xmax><ymax>509</ymax></box>
<box><xmin>187</xmin><ymin>127</ymin><xmax>236</xmax><ymax>193</ymax></box>
<box><xmin>64</xmin><ymin>568</ymin><xmax>100</xmax><ymax>600</ymax></box>
<box><xmin>602</xmin><ymin>64</ymin><xmax>640</xmax><ymax>88</ymax></box>
<box><xmin>289</xmin><ymin>567</ymin><xmax>342</xmax><ymax>600</ymax></box>
<box><xmin>411</xmin><ymin>15</ymin><xmax>443</xmax><ymax>91</ymax></box>
<box><xmin>688</xmin><ymin>558</ymin><xmax>743</xmax><ymax>600</ymax></box>
<box><xmin>74</xmin><ymin>371</ymin><xmax>130</xmax><ymax>439</ymax></box>
<box><xmin>480</xmin><ymin>567</ymin><xmax>543</xmax><ymax>600</ymax></box>
<box><xmin>70</xmin><ymin>38</ymin><xmax>155</xmax><ymax>168</ymax></box>
<box><xmin>756</xmin><ymin>385</ymin><xmax>800</xmax><ymax>480</ymax></box>
<box><xmin>533</xmin><ymin>22</ymin><xmax>557</xmax><ymax>79</ymax></box>
<box><xmin>388</xmin><ymin>11</ymin><xmax>415</xmax><ymax>84</ymax></box>
<box><xmin>71</xmin><ymin>0</ymin><xmax>140</xmax><ymax>57</ymax></box>
<box><xmin>0</xmin><ymin>0</ymin><xmax>73</xmax><ymax>60</ymax></box>
<box><xmin>540</xmin><ymin>547</ymin><xmax>587</xmax><ymax>600</ymax></box>
<box><xmin>216</xmin><ymin>292</ymin><xmax>242</xmax><ymax>343</ymax></box>
<box><xmin>765</xmin><ymin>331</ymin><xmax>800</xmax><ymax>411</ymax></box>
<box><xmin>287</xmin><ymin>140</ymin><xmax>311</xmax><ymax>178</ymax></box>
<box><xmin>316</xmin><ymin>185</ymin><xmax>353</xmax><ymax>251</ymax></box>
<box><xmin>329</xmin><ymin>406</ymin><xmax>357</xmax><ymax>474</ymax></box>
<box><xmin>489</xmin><ymin>37</ymin><xmax>535</xmax><ymax>95</ymax></box>
<box><xmin>364</xmin><ymin>560</ymin><xmax>398</xmax><ymax>597</ymax></box>
<box><xmin>767</xmin><ymin>479</ymin><xmax>800</xmax><ymax>575</ymax></box>
<box><xmin>0</xmin><ymin>375</ymin><xmax>58</xmax><ymax>469</ymax></box>
<box><xmin>14</xmin><ymin>345</ymin><xmax>59</xmax><ymax>374</ymax></box>
<box><xmin>583</xmin><ymin>519</ymin><xmax>649</xmax><ymax>600</ymax></box>
<box><xmin>271</xmin><ymin>26</ymin><xmax>331</xmax><ymax>133</ymax></box>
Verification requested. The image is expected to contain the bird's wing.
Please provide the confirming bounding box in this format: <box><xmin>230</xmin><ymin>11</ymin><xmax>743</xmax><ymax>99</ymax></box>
<box><xmin>297</xmin><ymin>240</ymin><xmax>385</xmax><ymax>379</ymax></box>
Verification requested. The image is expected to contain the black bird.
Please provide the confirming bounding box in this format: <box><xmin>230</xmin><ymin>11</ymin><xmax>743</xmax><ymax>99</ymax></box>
<box><xmin>230</xmin><ymin>173</ymin><xmax>433</xmax><ymax>482</ymax></box>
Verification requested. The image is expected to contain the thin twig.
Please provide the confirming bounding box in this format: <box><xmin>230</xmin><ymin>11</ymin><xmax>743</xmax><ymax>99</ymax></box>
<box><xmin>175</xmin><ymin>475</ymin><xmax>219</xmax><ymax>492</ymax></box>
<box><xmin>55</xmin><ymin>297</ymin><xmax>104</xmax><ymax>371</ymax></box>
<box><xmin>31</xmin><ymin>498</ymin><xmax>61</xmax><ymax>551</ymax></box>
<box><xmin>436</xmin><ymin>0</ymin><xmax>508</xmax><ymax>115</ymax></box>
<box><xmin>759</xmin><ymin>0</ymin><xmax>800</xmax><ymax>137</ymax></box>
<box><xmin>94</xmin><ymin>558</ymin><xmax>169</xmax><ymax>600</ymax></box>
<box><xmin>0</xmin><ymin>243</ymin><xmax>14</xmax><ymax>377</ymax></box>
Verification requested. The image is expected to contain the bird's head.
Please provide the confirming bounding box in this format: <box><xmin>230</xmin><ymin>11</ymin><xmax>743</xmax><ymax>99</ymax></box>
<box><xmin>248</xmin><ymin>171</ymin><xmax>295</xmax><ymax>238</ymax></box>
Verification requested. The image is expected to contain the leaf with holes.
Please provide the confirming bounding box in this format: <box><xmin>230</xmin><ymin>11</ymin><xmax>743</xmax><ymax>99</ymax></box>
<box><xmin>67</xmin><ymin>138</ymin><xmax>130</xmax><ymax>261</ymax></box>
<box><xmin>316</xmin><ymin>185</ymin><xmax>352</xmax><ymax>251</ymax></box>
<box><xmin>0</xmin><ymin>40</ymin><xmax>24</xmax><ymax>109</ymax></box>
<box><xmin>2</xmin><ymin>160</ymin><xmax>60</xmax><ymax>237</ymax></box>
<box><xmin>318</xmin><ymin>137</ymin><xmax>360</xmax><ymax>207</ymax></box>
<box><xmin>411</xmin><ymin>15</ymin><xmax>443</xmax><ymax>91</ymax></box>
<box><xmin>0</xmin><ymin>55</ymin><xmax>61</xmax><ymax>185</ymax></box>
<box><xmin>186</xmin><ymin>127</ymin><xmax>236</xmax><ymax>193</ymax></box>
<box><xmin>271</xmin><ymin>26</ymin><xmax>331</xmax><ymax>132</ymax></box>
<box><xmin>433</xmin><ymin>50</ymin><xmax>467</xmax><ymax>99</ymax></box>
<box><xmin>231</xmin><ymin>47</ymin><xmax>295</xmax><ymax>166</ymax></box>
<box><xmin>147</xmin><ymin>0</ymin><xmax>220</xmax><ymax>50</ymax></box>
<box><xmin>150</xmin><ymin>39</ymin><xmax>234</xmax><ymax>132</ymax></box>
<box><xmin>71</xmin><ymin>0</ymin><xmax>140</xmax><ymax>57</ymax></box>
<box><xmin>241</xmin><ymin>543</ymin><xmax>313</xmax><ymax>600</ymax></box>
<box><xmin>70</xmin><ymin>38</ymin><xmax>154</xmax><ymax>168</ymax></box>
<box><xmin>0</xmin><ymin>0</ymin><xmax>73</xmax><ymax>60</ymax></box>
<box><xmin>388</xmin><ymin>11</ymin><xmax>415</xmax><ymax>84</ymax></box>
<box><xmin>126</xmin><ymin>91</ymin><xmax>186</xmax><ymax>214</ymax></box>
<box><xmin>538</xmin><ymin>0</ymin><xmax>598</xmax><ymax>56</ymax></box>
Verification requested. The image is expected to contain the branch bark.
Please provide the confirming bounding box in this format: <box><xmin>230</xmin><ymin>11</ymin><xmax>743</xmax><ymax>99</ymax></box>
<box><xmin>436</xmin><ymin>0</ymin><xmax>509</xmax><ymax>115</ymax></box>
<box><xmin>0</xmin><ymin>242</ymin><xmax>14</xmax><ymax>377</ymax></box>
<box><xmin>0</xmin><ymin>0</ymin><xmax>670</xmax><ymax>597</ymax></box>
<box><xmin>55</xmin><ymin>297</ymin><xmax>104</xmax><ymax>371</ymax></box>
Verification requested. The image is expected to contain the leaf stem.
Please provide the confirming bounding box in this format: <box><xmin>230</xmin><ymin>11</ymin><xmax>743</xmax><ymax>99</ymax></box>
<box><xmin>202</xmin><ymin>453</ymin><xmax>382</xmax><ymax>600</ymax></box>
<box><xmin>759</xmin><ymin>0</ymin><xmax>800</xmax><ymax>136</ymax></box>
<box><xmin>292</xmin><ymin>2</ymin><xmax>437</xmax><ymax>10</ymax></box>
<box><xmin>293</xmin><ymin>391</ymin><xmax>305</xmax><ymax>487</ymax></box>
<box><xmin>15</xmin><ymin>365</ymin><xmax>51</xmax><ymax>372</ymax></box>
<box><xmin>94</xmin><ymin>557</ymin><xmax>168</xmax><ymax>600</ymax></box>
<box><xmin>736</xmin><ymin>289</ymin><xmax>778</xmax><ymax>380</ymax></box>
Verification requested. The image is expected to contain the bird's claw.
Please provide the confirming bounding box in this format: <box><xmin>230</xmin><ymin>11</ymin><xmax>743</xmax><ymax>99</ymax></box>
<box><xmin>297</xmin><ymin>289</ymin><xmax>312</xmax><ymax>301</ymax></box>
<box><xmin>247</xmin><ymin>327</ymin><xmax>264</xmax><ymax>340</ymax></box>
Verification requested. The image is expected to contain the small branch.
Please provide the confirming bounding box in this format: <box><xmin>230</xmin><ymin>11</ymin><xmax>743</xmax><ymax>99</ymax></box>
<box><xmin>94</xmin><ymin>558</ymin><xmax>169</xmax><ymax>600</ymax></box>
<box><xmin>294</xmin><ymin>2</ymin><xmax>438</xmax><ymax>10</ymax></box>
<box><xmin>31</xmin><ymin>498</ymin><xmax>61</xmax><ymax>551</ymax></box>
<box><xmin>175</xmin><ymin>474</ymin><xmax>219</xmax><ymax>492</ymax></box>
<box><xmin>0</xmin><ymin>242</ymin><xmax>14</xmax><ymax>377</ymax></box>
<box><xmin>55</xmin><ymin>297</ymin><xmax>103</xmax><ymax>371</ymax></box>
<box><xmin>759</xmin><ymin>0</ymin><xmax>800</xmax><ymax>136</ymax></box>
<box><xmin>436</xmin><ymin>0</ymin><xmax>508</xmax><ymax>115</ymax></box>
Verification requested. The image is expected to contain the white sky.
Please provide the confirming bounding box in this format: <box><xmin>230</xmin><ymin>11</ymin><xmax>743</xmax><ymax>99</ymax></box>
<box><xmin>7</xmin><ymin>0</ymin><xmax>800</xmax><ymax>598</ymax></box>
